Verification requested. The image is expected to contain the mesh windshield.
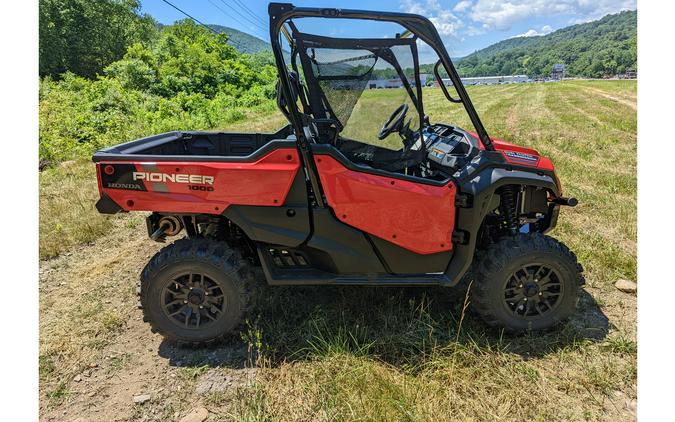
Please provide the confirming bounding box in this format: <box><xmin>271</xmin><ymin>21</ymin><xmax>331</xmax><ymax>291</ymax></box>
<box><xmin>307</xmin><ymin>45</ymin><xmax>419</xmax><ymax>140</ymax></box>
<box><xmin>309</xmin><ymin>48</ymin><xmax>378</xmax><ymax>126</ymax></box>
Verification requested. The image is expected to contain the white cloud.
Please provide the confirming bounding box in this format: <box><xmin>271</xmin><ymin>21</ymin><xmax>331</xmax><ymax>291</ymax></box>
<box><xmin>400</xmin><ymin>1</ymin><xmax>464</xmax><ymax>39</ymax></box>
<box><xmin>468</xmin><ymin>0</ymin><xmax>636</xmax><ymax>30</ymax></box>
<box><xmin>400</xmin><ymin>0</ymin><xmax>634</xmax><ymax>42</ymax></box>
<box><xmin>465</xmin><ymin>25</ymin><xmax>486</xmax><ymax>36</ymax></box>
<box><xmin>430</xmin><ymin>10</ymin><xmax>464</xmax><ymax>37</ymax></box>
<box><xmin>514</xmin><ymin>29</ymin><xmax>541</xmax><ymax>38</ymax></box>
<box><xmin>510</xmin><ymin>24</ymin><xmax>554</xmax><ymax>38</ymax></box>
<box><xmin>400</xmin><ymin>0</ymin><xmax>428</xmax><ymax>15</ymax></box>
<box><xmin>453</xmin><ymin>0</ymin><xmax>473</xmax><ymax>13</ymax></box>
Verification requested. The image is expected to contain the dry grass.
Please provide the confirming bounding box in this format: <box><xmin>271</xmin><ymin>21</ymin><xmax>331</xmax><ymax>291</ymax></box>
<box><xmin>38</xmin><ymin>109</ymin><xmax>288</xmax><ymax>259</ymax></box>
<box><xmin>226</xmin><ymin>80</ymin><xmax>637</xmax><ymax>421</ymax></box>
<box><xmin>39</xmin><ymin>161</ymin><xmax>112</xmax><ymax>259</ymax></box>
<box><xmin>38</xmin><ymin>108</ymin><xmax>289</xmax><ymax>415</ymax></box>
<box><xmin>39</xmin><ymin>81</ymin><xmax>636</xmax><ymax>421</ymax></box>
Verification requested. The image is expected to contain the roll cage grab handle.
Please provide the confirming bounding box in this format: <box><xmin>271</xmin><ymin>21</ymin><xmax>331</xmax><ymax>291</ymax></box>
<box><xmin>267</xmin><ymin>2</ymin><xmax>496</xmax><ymax>152</ymax></box>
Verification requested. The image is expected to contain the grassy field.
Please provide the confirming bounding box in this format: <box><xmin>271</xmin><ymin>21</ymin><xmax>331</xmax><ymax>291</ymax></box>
<box><xmin>39</xmin><ymin>80</ymin><xmax>636</xmax><ymax>421</ymax></box>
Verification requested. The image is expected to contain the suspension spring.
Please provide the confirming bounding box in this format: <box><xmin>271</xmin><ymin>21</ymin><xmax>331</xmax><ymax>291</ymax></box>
<box><xmin>500</xmin><ymin>186</ymin><xmax>519</xmax><ymax>234</ymax></box>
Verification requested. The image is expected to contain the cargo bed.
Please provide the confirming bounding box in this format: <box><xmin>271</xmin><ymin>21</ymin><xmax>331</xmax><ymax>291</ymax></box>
<box><xmin>92</xmin><ymin>125</ymin><xmax>302</xmax><ymax>215</ymax></box>
<box><xmin>92</xmin><ymin>125</ymin><xmax>295</xmax><ymax>162</ymax></box>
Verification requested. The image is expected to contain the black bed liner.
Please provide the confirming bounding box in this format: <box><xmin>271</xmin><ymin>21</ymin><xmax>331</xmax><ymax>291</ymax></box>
<box><xmin>92</xmin><ymin>125</ymin><xmax>296</xmax><ymax>162</ymax></box>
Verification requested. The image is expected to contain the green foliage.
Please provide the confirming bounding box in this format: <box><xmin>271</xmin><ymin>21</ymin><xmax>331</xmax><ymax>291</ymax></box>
<box><xmin>105</xmin><ymin>20</ymin><xmax>277</xmax><ymax>99</ymax></box>
<box><xmin>39</xmin><ymin>21</ymin><xmax>278</xmax><ymax>163</ymax></box>
<box><xmin>454</xmin><ymin>10</ymin><xmax>637</xmax><ymax>78</ymax></box>
<box><xmin>39</xmin><ymin>0</ymin><xmax>157</xmax><ymax>79</ymax></box>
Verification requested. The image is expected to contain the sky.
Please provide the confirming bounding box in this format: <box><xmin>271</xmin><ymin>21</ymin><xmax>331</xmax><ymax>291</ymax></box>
<box><xmin>141</xmin><ymin>0</ymin><xmax>637</xmax><ymax>59</ymax></box>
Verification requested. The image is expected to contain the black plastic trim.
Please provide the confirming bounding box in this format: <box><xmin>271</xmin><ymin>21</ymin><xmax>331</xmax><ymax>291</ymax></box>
<box><xmin>442</xmin><ymin>166</ymin><xmax>560</xmax><ymax>285</ymax></box>
<box><xmin>92</xmin><ymin>132</ymin><xmax>296</xmax><ymax>163</ymax></box>
<box><xmin>258</xmin><ymin>245</ymin><xmax>451</xmax><ymax>286</ymax></box>
<box><xmin>303</xmin><ymin>208</ymin><xmax>387</xmax><ymax>274</ymax></box>
<box><xmin>369</xmin><ymin>235</ymin><xmax>452</xmax><ymax>274</ymax></box>
<box><xmin>223</xmin><ymin>171</ymin><xmax>310</xmax><ymax>247</ymax></box>
<box><xmin>95</xmin><ymin>192</ymin><xmax>123</xmax><ymax>214</ymax></box>
<box><xmin>542</xmin><ymin>203</ymin><xmax>561</xmax><ymax>234</ymax></box>
<box><xmin>224</xmin><ymin>206</ymin><xmax>310</xmax><ymax>247</ymax></box>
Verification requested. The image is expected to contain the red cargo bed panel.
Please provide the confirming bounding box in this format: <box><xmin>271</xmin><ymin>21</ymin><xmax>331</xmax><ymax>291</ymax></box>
<box><xmin>96</xmin><ymin>149</ymin><xmax>300</xmax><ymax>214</ymax></box>
<box><xmin>314</xmin><ymin>155</ymin><xmax>456</xmax><ymax>255</ymax></box>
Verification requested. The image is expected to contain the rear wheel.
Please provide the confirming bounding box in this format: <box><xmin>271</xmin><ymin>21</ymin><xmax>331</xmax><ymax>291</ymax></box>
<box><xmin>139</xmin><ymin>238</ymin><xmax>254</xmax><ymax>346</ymax></box>
<box><xmin>471</xmin><ymin>233</ymin><xmax>584</xmax><ymax>333</ymax></box>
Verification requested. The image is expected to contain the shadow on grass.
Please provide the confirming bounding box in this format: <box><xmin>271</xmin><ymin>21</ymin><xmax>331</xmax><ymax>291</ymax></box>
<box><xmin>158</xmin><ymin>284</ymin><xmax>609</xmax><ymax>369</ymax></box>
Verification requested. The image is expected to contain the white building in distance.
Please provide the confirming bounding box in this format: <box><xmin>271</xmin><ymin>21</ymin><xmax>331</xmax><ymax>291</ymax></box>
<box><xmin>440</xmin><ymin>75</ymin><xmax>529</xmax><ymax>86</ymax></box>
<box><xmin>368</xmin><ymin>73</ymin><xmax>432</xmax><ymax>89</ymax></box>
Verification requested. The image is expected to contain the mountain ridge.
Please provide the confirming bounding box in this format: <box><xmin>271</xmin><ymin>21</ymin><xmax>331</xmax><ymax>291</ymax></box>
<box><xmin>455</xmin><ymin>10</ymin><xmax>637</xmax><ymax>78</ymax></box>
<box><xmin>199</xmin><ymin>10</ymin><xmax>636</xmax><ymax>79</ymax></box>
<box><xmin>207</xmin><ymin>24</ymin><xmax>271</xmax><ymax>54</ymax></box>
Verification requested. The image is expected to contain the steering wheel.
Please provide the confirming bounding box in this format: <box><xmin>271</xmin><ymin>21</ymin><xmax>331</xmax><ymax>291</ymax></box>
<box><xmin>377</xmin><ymin>103</ymin><xmax>409</xmax><ymax>140</ymax></box>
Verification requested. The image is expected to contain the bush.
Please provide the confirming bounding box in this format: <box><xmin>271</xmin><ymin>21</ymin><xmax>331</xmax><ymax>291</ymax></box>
<box><xmin>39</xmin><ymin>21</ymin><xmax>279</xmax><ymax>163</ymax></box>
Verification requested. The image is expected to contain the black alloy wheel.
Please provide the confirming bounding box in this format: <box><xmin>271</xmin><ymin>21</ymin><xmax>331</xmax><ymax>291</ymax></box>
<box><xmin>161</xmin><ymin>273</ymin><xmax>227</xmax><ymax>329</ymax></box>
<box><xmin>139</xmin><ymin>238</ymin><xmax>255</xmax><ymax>346</ymax></box>
<box><xmin>503</xmin><ymin>264</ymin><xmax>563</xmax><ymax>318</ymax></box>
<box><xmin>471</xmin><ymin>233</ymin><xmax>584</xmax><ymax>333</ymax></box>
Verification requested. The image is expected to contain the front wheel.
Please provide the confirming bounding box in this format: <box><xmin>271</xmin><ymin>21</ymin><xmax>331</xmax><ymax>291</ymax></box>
<box><xmin>471</xmin><ymin>233</ymin><xmax>584</xmax><ymax>333</ymax></box>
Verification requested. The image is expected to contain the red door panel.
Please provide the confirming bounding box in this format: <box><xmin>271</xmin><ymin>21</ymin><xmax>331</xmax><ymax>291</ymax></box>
<box><xmin>314</xmin><ymin>155</ymin><xmax>456</xmax><ymax>255</ymax></box>
<box><xmin>97</xmin><ymin>149</ymin><xmax>300</xmax><ymax>214</ymax></box>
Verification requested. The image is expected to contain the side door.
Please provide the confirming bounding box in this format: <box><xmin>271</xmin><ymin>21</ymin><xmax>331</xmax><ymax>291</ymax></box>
<box><xmin>311</xmin><ymin>147</ymin><xmax>457</xmax><ymax>256</ymax></box>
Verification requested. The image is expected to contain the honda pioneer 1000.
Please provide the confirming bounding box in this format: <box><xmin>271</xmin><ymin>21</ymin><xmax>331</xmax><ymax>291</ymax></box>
<box><xmin>93</xmin><ymin>3</ymin><xmax>584</xmax><ymax>345</ymax></box>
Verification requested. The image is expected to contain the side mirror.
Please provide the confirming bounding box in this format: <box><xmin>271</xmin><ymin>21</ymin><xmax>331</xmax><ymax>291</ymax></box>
<box><xmin>434</xmin><ymin>60</ymin><xmax>463</xmax><ymax>104</ymax></box>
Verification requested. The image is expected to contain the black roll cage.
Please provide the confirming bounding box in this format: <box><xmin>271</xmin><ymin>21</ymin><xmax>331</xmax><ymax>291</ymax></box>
<box><xmin>268</xmin><ymin>2</ymin><xmax>495</xmax><ymax>152</ymax></box>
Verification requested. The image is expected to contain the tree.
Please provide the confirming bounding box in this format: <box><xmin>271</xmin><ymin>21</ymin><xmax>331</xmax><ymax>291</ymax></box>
<box><xmin>39</xmin><ymin>0</ymin><xmax>157</xmax><ymax>79</ymax></box>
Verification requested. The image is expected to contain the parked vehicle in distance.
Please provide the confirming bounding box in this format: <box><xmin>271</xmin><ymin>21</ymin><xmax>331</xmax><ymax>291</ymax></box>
<box><xmin>93</xmin><ymin>3</ymin><xmax>584</xmax><ymax>346</ymax></box>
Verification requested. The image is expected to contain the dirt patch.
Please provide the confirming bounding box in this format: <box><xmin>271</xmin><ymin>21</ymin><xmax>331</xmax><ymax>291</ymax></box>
<box><xmin>585</xmin><ymin>87</ymin><xmax>637</xmax><ymax>111</ymax></box>
<box><xmin>40</xmin><ymin>218</ymin><xmax>637</xmax><ymax>421</ymax></box>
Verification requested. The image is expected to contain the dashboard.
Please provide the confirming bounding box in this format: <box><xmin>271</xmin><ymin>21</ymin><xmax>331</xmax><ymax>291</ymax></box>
<box><xmin>421</xmin><ymin>124</ymin><xmax>479</xmax><ymax>173</ymax></box>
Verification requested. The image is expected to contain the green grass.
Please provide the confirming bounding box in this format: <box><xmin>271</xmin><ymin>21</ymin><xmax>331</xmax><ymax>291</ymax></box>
<box><xmin>40</xmin><ymin>80</ymin><xmax>636</xmax><ymax>421</ymax></box>
<box><xmin>345</xmin><ymin>81</ymin><xmax>636</xmax><ymax>284</ymax></box>
<box><xmin>220</xmin><ymin>279</ymin><xmax>633</xmax><ymax>420</ymax></box>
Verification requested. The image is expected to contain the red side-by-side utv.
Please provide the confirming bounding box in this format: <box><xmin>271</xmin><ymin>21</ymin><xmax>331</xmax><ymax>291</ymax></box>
<box><xmin>93</xmin><ymin>3</ymin><xmax>584</xmax><ymax>345</ymax></box>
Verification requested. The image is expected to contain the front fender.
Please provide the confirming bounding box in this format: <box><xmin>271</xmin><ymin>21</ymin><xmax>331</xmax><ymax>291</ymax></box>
<box><xmin>444</xmin><ymin>166</ymin><xmax>559</xmax><ymax>285</ymax></box>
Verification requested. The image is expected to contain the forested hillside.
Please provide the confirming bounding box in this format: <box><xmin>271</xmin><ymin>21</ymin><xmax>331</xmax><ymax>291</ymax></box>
<box><xmin>39</xmin><ymin>1</ymin><xmax>278</xmax><ymax>164</ymax></box>
<box><xmin>209</xmin><ymin>25</ymin><xmax>271</xmax><ymax>54</ymax></box>
<box><xmin>456</xmin><ymin>10</ymin><xmax>637</xmax><ymax>78</ymax></box>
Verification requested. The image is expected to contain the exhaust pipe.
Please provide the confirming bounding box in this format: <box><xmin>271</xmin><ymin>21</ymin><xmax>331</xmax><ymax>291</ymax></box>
<box><xmin>552</xmin><ymin>196</ymin><xmax>578</xmax><ymax>207</ymax></box>
<box><xmin>150</xmin><ymin>216</ymin><xmax>183</xmax><ymax>242</ymax></box>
